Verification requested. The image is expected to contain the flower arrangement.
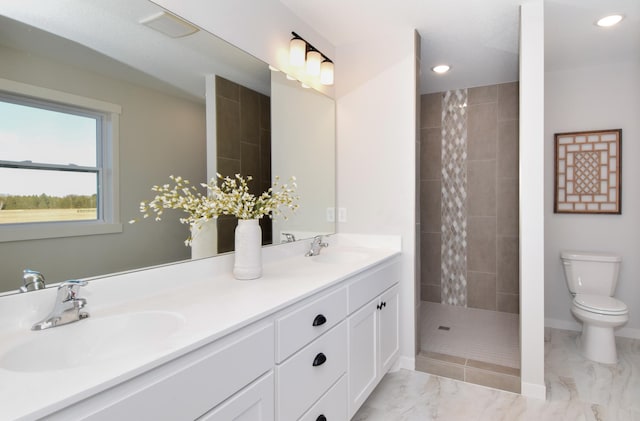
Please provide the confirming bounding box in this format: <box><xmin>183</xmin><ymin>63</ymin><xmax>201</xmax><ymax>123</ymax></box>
<box><xmin>131</xmin><ymin>174</ymin><xmax>298</xmax><ymax>245</ymax></box>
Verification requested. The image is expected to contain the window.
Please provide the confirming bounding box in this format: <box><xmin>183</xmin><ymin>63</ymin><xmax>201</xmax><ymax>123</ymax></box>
<box><xmin>0</xmin><ymin>78</ymin><xmax>121</xmax><ymax>241</ymax></box>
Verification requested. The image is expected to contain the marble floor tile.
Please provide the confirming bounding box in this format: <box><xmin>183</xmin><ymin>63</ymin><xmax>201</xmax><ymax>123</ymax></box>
<box><xmin>356</xmin><ymin>328</ymin><xmax>640</xmax><ymax>421</ymax></box>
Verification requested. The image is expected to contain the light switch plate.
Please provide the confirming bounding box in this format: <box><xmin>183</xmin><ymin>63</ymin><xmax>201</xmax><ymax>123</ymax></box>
<box><xmin>338</xmin><ymin>208</ymin><xmax>347</xmax><ymax>223</ymax></box>
<box><xmin>326</xmin><ymin>207</ymin><xmax>335</xmax><ymax>222</ymax></box>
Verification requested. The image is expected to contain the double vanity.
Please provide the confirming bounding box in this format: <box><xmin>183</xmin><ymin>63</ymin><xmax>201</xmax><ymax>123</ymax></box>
<box><xmin>0</xmin><ymin>234</ymin><xmax>401</xmax><ymax>420</ymax></box>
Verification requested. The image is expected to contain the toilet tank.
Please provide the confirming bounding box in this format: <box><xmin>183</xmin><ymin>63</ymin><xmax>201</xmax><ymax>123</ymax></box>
<box><xmin>560</xmin><ymin>251</ymin><xmax>622</xmax><ymax>296</ymax></box>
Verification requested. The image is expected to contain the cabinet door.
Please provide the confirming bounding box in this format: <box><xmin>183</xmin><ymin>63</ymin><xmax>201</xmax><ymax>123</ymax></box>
<box><xmin>347</xmin><ymin>300</ymin><xmax>378</xmax><ymax>418</ymax></box>
<box><xmin>379</xmin><ymin>285</ymin><xmax>400</xmax><ymax>374</ymax></box>
<box><xmin>198</xmin><ymin>372</ymin><xmax>274</xmax><ymax>421</ymax></box>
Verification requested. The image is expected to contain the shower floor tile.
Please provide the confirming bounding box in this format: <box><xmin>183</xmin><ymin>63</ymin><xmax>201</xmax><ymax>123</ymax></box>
<box><xmin>420</xmin><ymin>301</ymin><xmax>520</xmax><ymax>369</ymax></box>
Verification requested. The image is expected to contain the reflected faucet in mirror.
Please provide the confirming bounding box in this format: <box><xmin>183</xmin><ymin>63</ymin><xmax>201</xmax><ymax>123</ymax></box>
<box><xmin>32</xmin><ymin>280</ymin><xmax>90</xmax><ymax>331</ymax></box>
<box><xmin>19</xmin><ymin>269</ymin><xmax>46</xmax><ymax>293</ymax></box>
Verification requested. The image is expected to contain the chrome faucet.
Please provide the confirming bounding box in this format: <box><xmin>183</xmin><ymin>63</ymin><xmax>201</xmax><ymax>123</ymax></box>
<box><xmin>20</xmin><ymin>269</ymin><xmax>46</xmax><ymax>293</ymax></box>
<box><xmin>305</xmin><ymin>235</ymin><xmax>328</xmax><ymax>257</ymax></box>
<box><xmin>282</xmin><ymin>232</ymin><xmax>296</xmax><ymax>243</ymax></box>
<box><xmin>32</xmin><ymin>280</ymin><xmax>90</xmax><ymax>331</ymax></box>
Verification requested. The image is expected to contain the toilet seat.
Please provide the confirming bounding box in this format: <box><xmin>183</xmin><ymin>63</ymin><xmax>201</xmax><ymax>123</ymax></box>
<box><xmin>573</xmin><ymin>294</ymin><xmax>628</xmax><ymax>315</ymax></box>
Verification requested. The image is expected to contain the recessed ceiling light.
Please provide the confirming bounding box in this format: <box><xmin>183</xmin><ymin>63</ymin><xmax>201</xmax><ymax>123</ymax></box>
<box><xmin>432</xmin><ymin>65</ymin><xmax>451</xmax><ymax>74</ymax></box>
<box><xmin>596</xmin><ymin>14</ymin><xmax>624</xmax><ymax>27</ymax></box>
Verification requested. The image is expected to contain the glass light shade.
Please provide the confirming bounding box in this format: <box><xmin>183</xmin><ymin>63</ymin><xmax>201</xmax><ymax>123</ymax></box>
<box><xmin>306</xmin><ymin>50</ymin><xmax>322</xmax><ymax>76</ymax></box>
<box><xmin>320</xmin><ymin>60</ymin><xmax>334</xmax><ymax>85</ymax></box>
<box><xmin>289</xmin><ymin>38</ymin><xmax>306</xmax><ymax>67</ymax></box>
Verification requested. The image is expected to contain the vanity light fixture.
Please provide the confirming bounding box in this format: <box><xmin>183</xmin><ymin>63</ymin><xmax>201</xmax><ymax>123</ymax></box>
<box><xmin>289</xmin><ymin>35</ymin><xmax>306</xmax><ymax>67</ymax></box>
<box><xmin>596</xmin><ymin>14</ymin><xmax>624</xmax><ymax>27</ymax></box>
<box><xmin>289</xmin><ymin>32</ymin><xmax>334</xmax><ymax>85</ymax></box>
<box><xmin>320</xmin><ymin>60</ymin><xmax>334</xmax><ymax>85</ymax></box>
<box><xmin>432</xmin><ymin>64</ymin><xmax>451</xmax><ymax>74</ymax></box>
<box><xmin>306</xmin><ymin>50</ymin><xmax>322</xmax><ymax>76</ymax></box>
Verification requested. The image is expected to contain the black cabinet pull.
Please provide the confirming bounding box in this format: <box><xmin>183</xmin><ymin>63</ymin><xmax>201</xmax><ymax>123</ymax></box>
<box><xmin>312</xmin><ymin>352</ymin><xmax>327</xmax><ymax>367</ymax></box>
<box><xmin>376</xmin><ymin>303</ymin><xmax>381</xmax><ymax>310</ymax></box>
<box><xmin>316</xmin><ymin>415</ymin><xmax>327</xmax><ymax>421</ymax></box>
<box><xmin>382</xmin><ymin>301</ymin><xmax>387</xmax><ymax>308</ymax></box>
<box><xmin>312</xmin><ymin>314</ymin><xmax>327</xmax><ymax>326</ymax></box>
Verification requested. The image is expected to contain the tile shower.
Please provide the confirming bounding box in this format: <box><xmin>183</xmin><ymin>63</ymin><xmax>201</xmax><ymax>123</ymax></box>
<box><xmin>418</xmin><ymin>82</ymin><xmax>520</xmax><ymax>392</ymax></box>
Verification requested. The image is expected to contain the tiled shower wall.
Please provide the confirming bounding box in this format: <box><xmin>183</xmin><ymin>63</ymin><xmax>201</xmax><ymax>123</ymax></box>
<box><xmin>420</xmin><ymin>82</ymin><xmax>520</xmax><ymax>313</ymax></box>
<box><xmin>215</xmin><ymin>76</ymin><xmax>272</xmax><ymax>253</ymax></box>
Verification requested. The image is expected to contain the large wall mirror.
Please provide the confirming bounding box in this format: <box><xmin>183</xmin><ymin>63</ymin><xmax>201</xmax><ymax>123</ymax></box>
<box><xmin>0</xmin><ymin>0</ymin><xmax>335</xmax><ymax>294</ymax></box>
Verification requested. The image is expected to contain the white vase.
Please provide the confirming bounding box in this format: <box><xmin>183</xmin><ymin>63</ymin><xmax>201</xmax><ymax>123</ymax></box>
<box><xmin>233</xmin><ymin>219</ymin><xmax>262</xmax><ymax>280</ymax></box>
<box><xmin>190</xmin><ymin>219</ymin><xmax>217</xmax><ymax>259</ymax></box>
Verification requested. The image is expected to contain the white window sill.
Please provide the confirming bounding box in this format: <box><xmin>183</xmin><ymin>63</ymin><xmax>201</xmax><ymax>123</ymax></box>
<box><xmin>0</xmin><ymin>221</ymin><xmax>123</xmax><ymax>242</ymax></box>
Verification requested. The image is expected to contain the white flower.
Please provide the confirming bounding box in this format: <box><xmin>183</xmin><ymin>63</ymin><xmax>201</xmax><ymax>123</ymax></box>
<box><xmin>134</xmin><ymin>174</ymin><xmax>299</xmax><ymax>246</ymax></box>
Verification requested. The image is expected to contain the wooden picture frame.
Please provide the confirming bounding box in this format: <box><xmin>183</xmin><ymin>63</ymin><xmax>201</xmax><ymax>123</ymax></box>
<box><xmin>554</xmin><ymin>129</ymin><xmax>622</xmax><ymax>214</ymax></box>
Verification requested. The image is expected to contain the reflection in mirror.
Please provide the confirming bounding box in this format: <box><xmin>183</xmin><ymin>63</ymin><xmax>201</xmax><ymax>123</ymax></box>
<box><xmin>0</xmin><ymin>0</ymin><xmax>335</xmax><ymax>294</ymax></box>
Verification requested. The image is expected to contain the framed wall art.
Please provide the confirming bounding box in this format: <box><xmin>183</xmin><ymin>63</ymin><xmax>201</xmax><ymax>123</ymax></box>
<box><xmin>554</xmin><ymin>129</ymin><xmax>622</xmax><ymax>214</ymax></box>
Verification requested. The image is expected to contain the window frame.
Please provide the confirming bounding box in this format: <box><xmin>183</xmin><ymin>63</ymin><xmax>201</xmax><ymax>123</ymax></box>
<box><xmin>0</xmin><ymin>77</ymin><xmax>122</xmax><ymax>242</ymax></box>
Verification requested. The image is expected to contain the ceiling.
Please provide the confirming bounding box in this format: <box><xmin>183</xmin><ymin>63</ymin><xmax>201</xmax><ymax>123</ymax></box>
<box><xmin>1</xmin><ymin>0</ymin><xmax>637</xmax><ymax>98</ymax></box>
<box><xmin>279</xmin><ymin>0</ymin><xmax>640</xmax><ymax>94</ymax></box>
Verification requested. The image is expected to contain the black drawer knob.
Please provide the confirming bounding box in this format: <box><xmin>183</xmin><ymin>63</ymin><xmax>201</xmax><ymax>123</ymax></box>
<box><xmin>312</xmin><ymin>352</ymin><xmax>327</xmax><ymax>367</ymax></box>
<box><xmin>316</xmin><ymin>415</ymin><xmax>327</xmax><ymax>421</ymax></box>
<box><xmin>312</xmin><ymin>314</ymin><xmax>327</xmax><ymax>326</ymax></box>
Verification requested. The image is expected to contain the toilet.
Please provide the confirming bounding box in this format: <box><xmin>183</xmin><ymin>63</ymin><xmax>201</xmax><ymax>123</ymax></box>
<box><xmin>560</xmin><ymin>250</ymin><xmax>629</xmax><ymax>364</ymax></box>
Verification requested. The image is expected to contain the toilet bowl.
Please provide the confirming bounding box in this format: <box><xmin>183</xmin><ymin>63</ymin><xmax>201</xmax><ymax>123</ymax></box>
<box><xmin>561</xmin><ymin>251</ymin><xmax>629</xmax><ymax>364</ymax></box>
<box><xmin>570</xmin><ymin>294</ymin><xmax>628</xmax><ymax>364</ymax></box>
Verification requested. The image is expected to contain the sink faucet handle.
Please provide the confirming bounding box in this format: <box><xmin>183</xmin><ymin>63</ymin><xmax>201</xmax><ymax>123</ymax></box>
<box><xmin>58</xmin><ymin>280</ymin><xmax>88</xmax><ymax>301</ymax></box>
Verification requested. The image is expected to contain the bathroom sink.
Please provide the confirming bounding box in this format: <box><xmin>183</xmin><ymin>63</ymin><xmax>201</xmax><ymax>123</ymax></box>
<box><xmin>0</xmin><ymin>311</ymin><xmax>185</xmax><ymax>372</ymax></box>
<box><xmin>310</xmin><ymin>249</ymin><xmax>370</xmax><ymax>265</ymax></box>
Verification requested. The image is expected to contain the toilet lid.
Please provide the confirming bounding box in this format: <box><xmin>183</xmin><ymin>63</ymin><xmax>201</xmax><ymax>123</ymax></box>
<box><xmin>573</xmin><ymin>294</ymin><xmax>628</xmax><ymax>315</ymax></box>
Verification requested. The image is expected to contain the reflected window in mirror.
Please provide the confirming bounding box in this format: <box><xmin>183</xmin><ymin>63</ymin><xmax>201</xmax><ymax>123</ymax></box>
<box><xmin>0</xmin><ymin>79</ymin><xmax>122</xmax><ymax>242</ymax></box>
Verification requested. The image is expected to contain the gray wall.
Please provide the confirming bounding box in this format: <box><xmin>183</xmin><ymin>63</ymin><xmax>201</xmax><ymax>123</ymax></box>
<box><xmin>0</xmin><ymin>44</ymin><xmax>206</xmax><ymax>292</ymax></box>
<box><xmin>419</xmin><ymin>82</ymin><xmax>520</xmax><ymax>313</ymax></box>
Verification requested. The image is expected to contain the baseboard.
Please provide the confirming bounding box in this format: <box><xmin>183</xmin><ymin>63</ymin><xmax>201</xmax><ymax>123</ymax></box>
<box><xmin>545</xmin><ymin>317</ymin><xmax>640</xmax><ymax>340</ymax></box>
<box><xmin>520</xmin><ymin>381</ymin><xmax>546</xmax><ymax>400</ymax></box>
<box><xmin>396</xmin><ymin>355</ymin><xmax>415</xmax><ymax>371</ymax></box>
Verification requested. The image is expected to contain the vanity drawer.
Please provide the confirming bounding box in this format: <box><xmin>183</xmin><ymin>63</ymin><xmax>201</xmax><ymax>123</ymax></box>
<box><xmin>298</xmin><ymin>374</ymin><xmax>347</xmax><ymax>421</ymax></box>
<box><xmin>348</xmin><ymin>260</ymin><xmax>400</xmax><ymax>314</ymax></box>
<box><xmin>276</xmin><ymin>286</ymin><xmax>347</xmax><ymax>362</ymax></box>
<box><xmin>53</xmin><ymin>322</ymin><xmax>274</xmax><ymax>421</ymax></box>
<box><xmin>276</xmin><ymin>321</ymin><xmax>347</xmax><ymax>421</ymax></box>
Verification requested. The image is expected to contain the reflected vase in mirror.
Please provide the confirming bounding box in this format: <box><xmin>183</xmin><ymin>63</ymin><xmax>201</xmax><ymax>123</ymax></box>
<box><xmin>233</xmin><ymin>219</ymin><xmax>262</xmax><ymax>280</ymax></box>
<box><xmin>190</xmin><ymin>219</ymin><xmax>217</xmax><ymax>259</ymax></box>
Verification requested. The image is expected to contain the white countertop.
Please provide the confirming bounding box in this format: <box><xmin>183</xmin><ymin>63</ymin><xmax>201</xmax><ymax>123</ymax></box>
<box><xmin>0</xmin><ymin>234</ymin><xmax>400</xmax><ymax>420</ymax></box>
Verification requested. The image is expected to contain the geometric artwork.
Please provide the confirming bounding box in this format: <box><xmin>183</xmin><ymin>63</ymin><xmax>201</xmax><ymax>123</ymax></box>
<box><xmin>440</xmin><ymin>89</ymin><xmax>468</xmax><ymax>306</ymax></box>
<box><xmin>554</xmin><ymin>129</ymin><xmax>622</xmax><ymax>214</ymax></box>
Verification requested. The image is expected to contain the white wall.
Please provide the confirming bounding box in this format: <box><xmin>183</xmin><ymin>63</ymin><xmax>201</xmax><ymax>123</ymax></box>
<box><xmin>519</xmin><ymin>0</ymin><xmax>546</xmax><ymax>399</ymax></box>
<box><xmin>335</xmin><ymin>28</ymin><xmax>418</xmax><ymax>367</ymax></box>
<box><xmin>544</xmin><ymin>61</ymin><xmax>640</xmax><ymax>337</ymax></box>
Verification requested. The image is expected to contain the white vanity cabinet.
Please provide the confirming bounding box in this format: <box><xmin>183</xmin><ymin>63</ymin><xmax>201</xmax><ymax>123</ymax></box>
<box><xmin>347</xmin><ymin>262</ymin><xmax>400</xmax><ymax>418</ymax></box>
<box><xmin>46</xmin><ymin>322</ymin><xmax>275</xmax><ymax>421</ymax></box>
<box><xmin>14</xmin><ymin>246</ymin><xmax>402</xmax><ymax>421</ymax></box>
<box><xmin>275</xmin><ymin>287</ymin><xmax>349</xmax><ymax>420</ymax></box>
